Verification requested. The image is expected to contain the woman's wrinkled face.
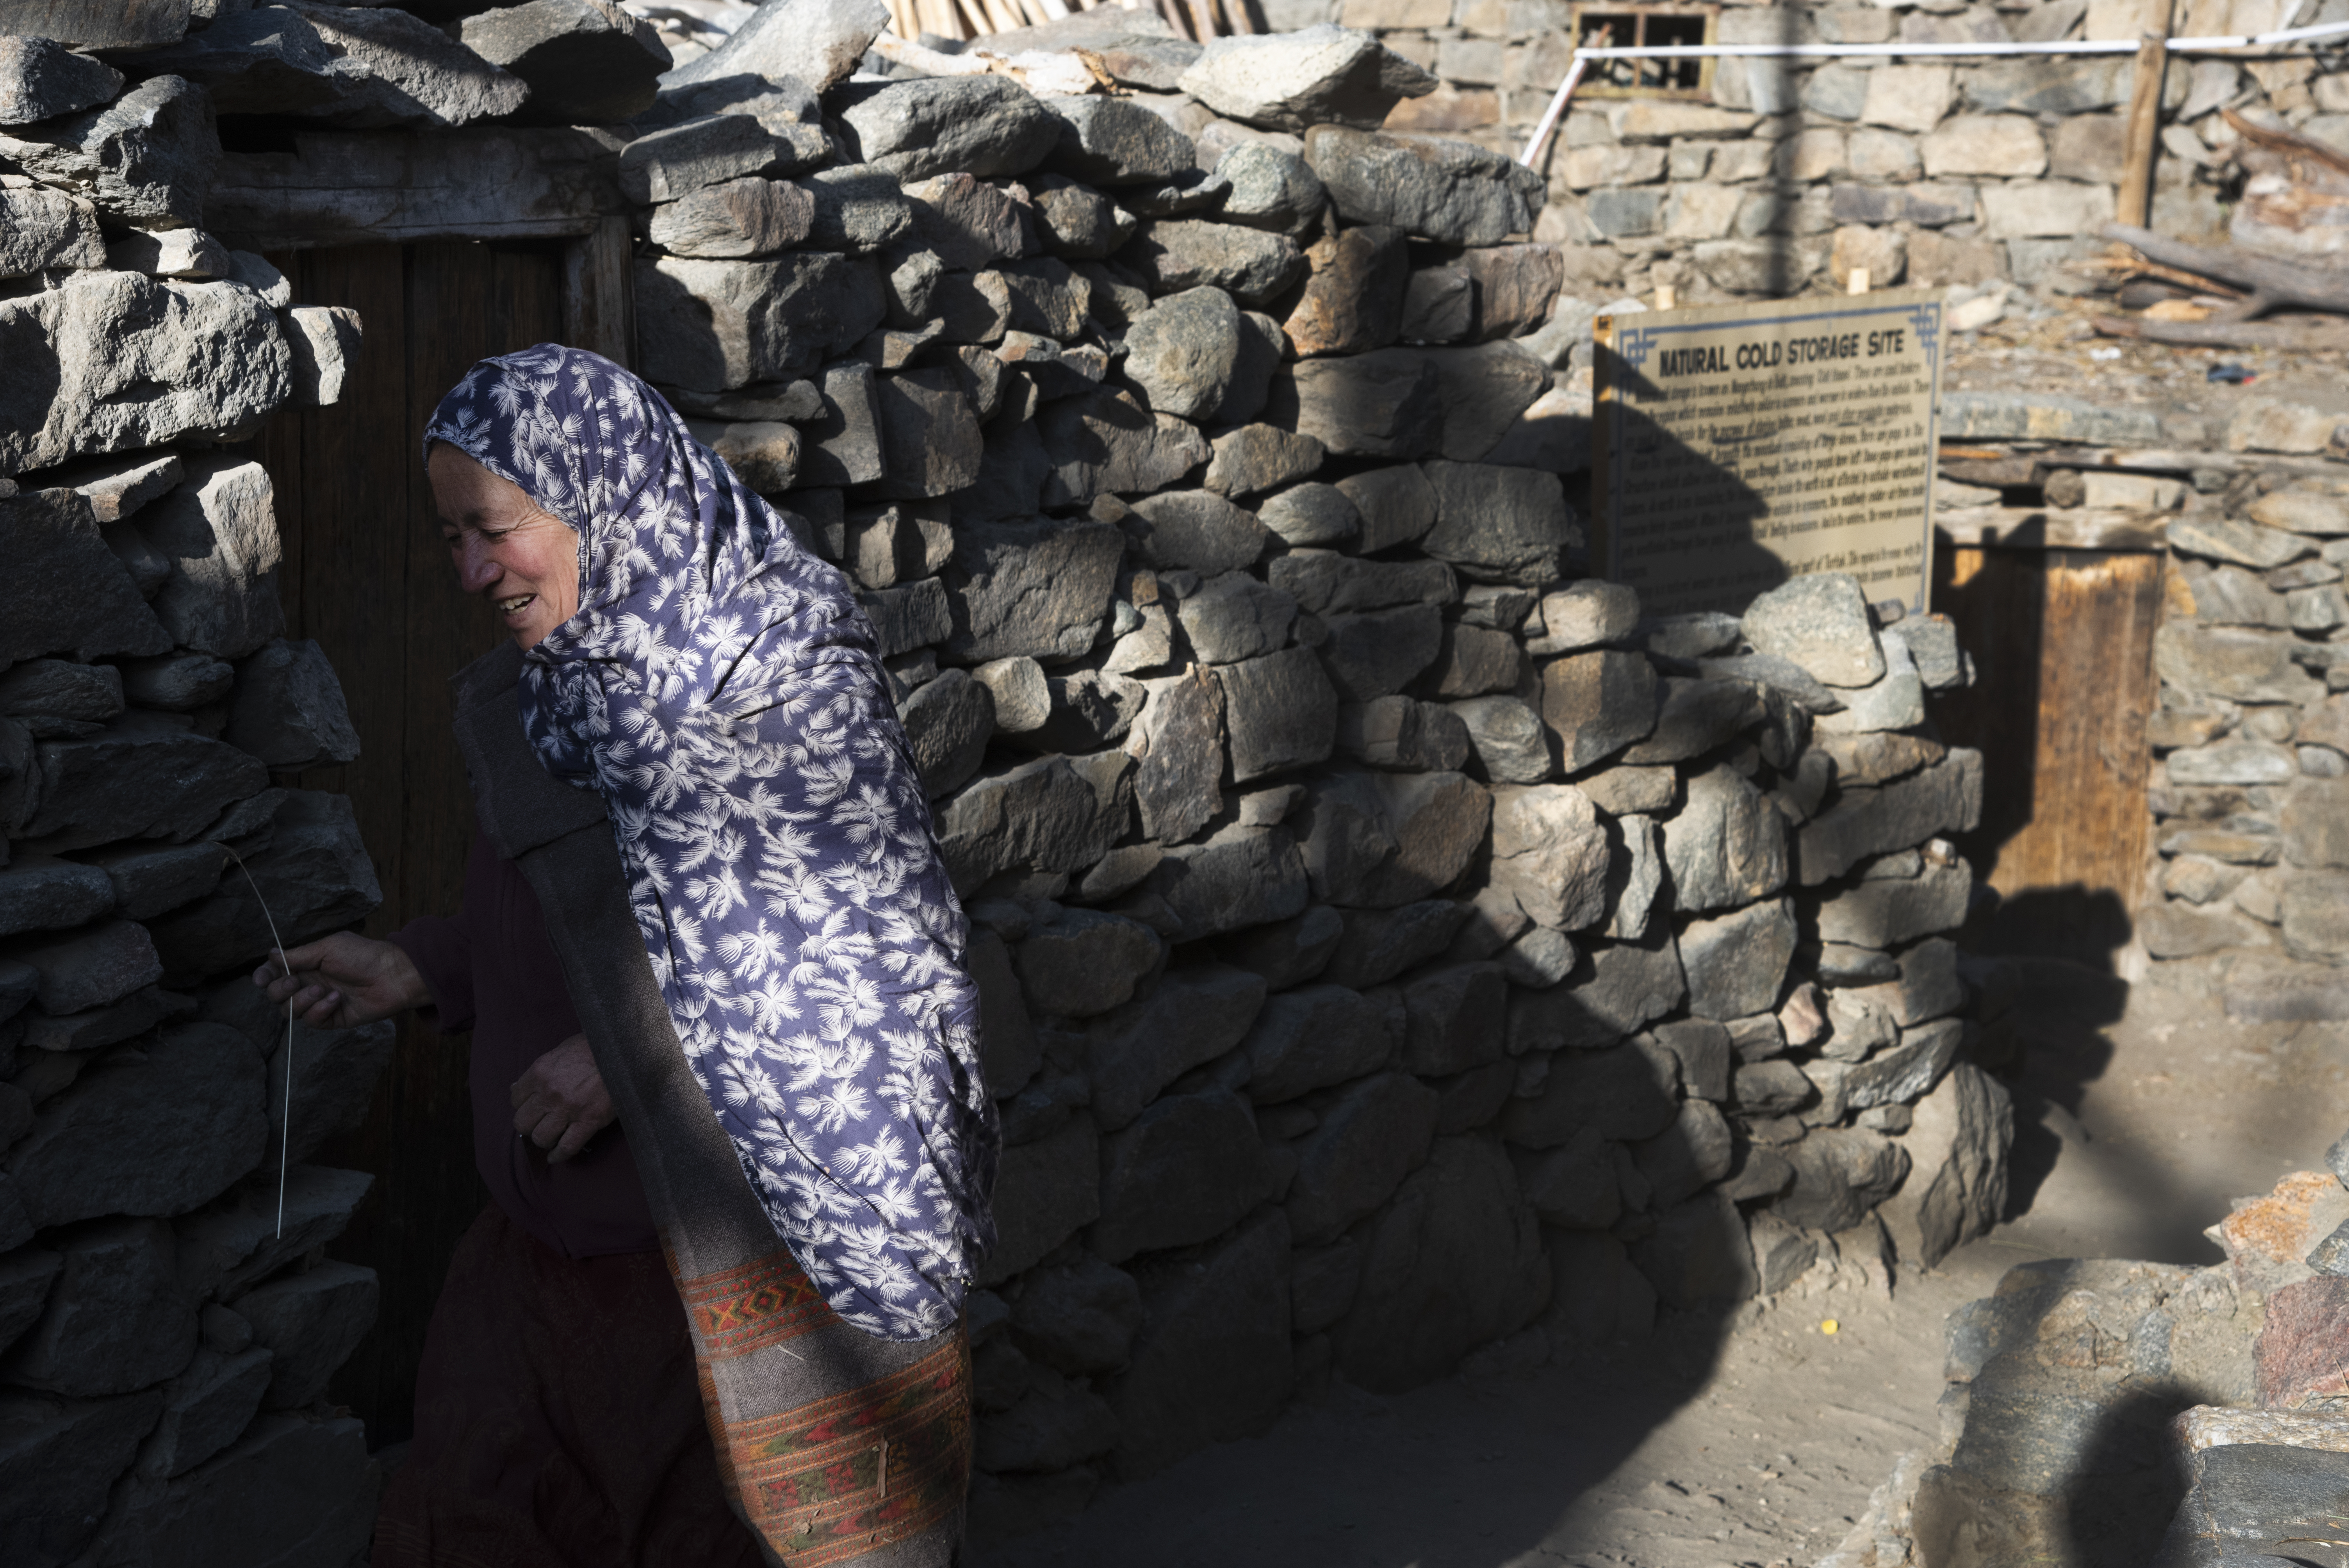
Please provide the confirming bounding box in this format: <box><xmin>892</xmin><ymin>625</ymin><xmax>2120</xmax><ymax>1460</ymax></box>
<box><xmin>428</xmin><ymin>444</ymin><xmax>581</xmax><ymax>650</ymax></box>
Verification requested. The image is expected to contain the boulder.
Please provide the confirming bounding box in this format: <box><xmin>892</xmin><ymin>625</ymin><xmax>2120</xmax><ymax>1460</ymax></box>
<box><xmin>7</xmin><ymin>1025</ymin><xmax>266</xmax><ymax>1229</ymax></box>
<box><xmin>139</xmin><ymin>5</ymin><xmax>528</xmax><ymax>130</ymax></box>
<box><xmin>1798</xmin><ymin>749</ymin><xmax>1984</xmax><ymax>884</ymax></box>
<box><xmin>234</xmin><ymin>1261</ymin><xmax>378</xmax><ymax>1408</ymax></box>
<box><xmin>1241</xmin><ymin>984</ymin><xmax>1392</xmax><ymax>1103</ymax></box>
<box><xmin>1459</xmin><ymin>244</ymin><xmax>1566</xmax><ymax>341</ymax></box>
<box><xmin>1772</xmin><ymin>1127</ymin><xmax>1909</xmax><ymax>1231</ymax></box>
<box><xmin>0</xmin><ymin>1218</ymin><xmax>193</xmax><ymax>1398</ymax></box>
<box><xmin>283</xmin><ymin>303</ymin><xmax>361</xmax><ymax>408</ymax></box>
<box><xmin>1126</xmin><ymin>488</ymin><xmax>1267</xmax><ymax>576</ymax></box>
<box><xmin>1017</xmin><ymin>909</ymin><xmax>1163</xmax><ymax>1020</ymax></box>
<box><xmin>1256</xmin><ymin>483</ymin><xmax>1359</xmax><ymax>548</ymax></box>
<box><xmin>1039</xmin><ymin>387</ymin><xmax>1210</xmax><ymax>506</ymax></box>
<box><xmin>21</xmin><ymin>714</ymin><xmax>268</xmax><ymax>852</ymax></box>
<box><xmin>141</xmin><ymin>456</ymin><xmax>286</xmax><ymax>662</ymax></box>
<box><xmin>619</xmin><ymin>115</ymin><xmax>829</xmax><ymax>205</ymax></box>
<box><xmin>1662</xmin><ymin>765</ymin><xmax>1789</xmax><ymax>912</ymax></box>
<box><xmin>657</xmin><ymin>0</ymin><xmax>882</xmax><ymax>95</ymax></box>
<box><xmin>81</xmin><ymin>1409</ymin><xmax>376</xmax><ymax>1568</ymax></box>
<box><xmin>939</xmin><ymin>755</ymin><xmax>1124</xmax><ymax>891</ymax></box>
<box><xmin>459</xmin><ymin>0</ymin><xmax>670</xmax><ymax>125</ymax></box>
<box><xmin>0</xmin><ymin>492</ymin><xmax>171</xmax><ymax>665</ymax></box>
<box><xmin>1178</xmin><ymin>23</ymin><xmax>1437</xmax><ymax>134</ymax></box>
<box><xmin>1107</xmin><ymin>1210</ymin><xmax>1292</xmax><ymax>1476</ymax></box>
<box><xmin>0</xmin><ymin>1388</ymin><xmax>164</xmax><ymax>1566</ymax></box>
<box><xmin>267</xmin><ymin>1017</ymin><xmax>396</xmax><ymax>1166</ymax></box>
<box><xmin>1541</xmin><ymin>650</ymin><xmax>1659</xmax><ymax>773</ymax></box>
<box><xmin>1122</xmin><ymin>286</ymin><xmax>1249</xmax><ymax>423</ymax></box>
<box><xmin>1123</xmin><ymin>219</ymin><xmax>1306</xmax><ymax>307</ymax></box>
<box><xmin>1741</xmin><ymin>572</ymin><xmax>1885</xmax><ymax>688</ymax></box>
<box><xmin>1092</xmin><ymin>1089</ymin><xmax>1279</xmax><ymax>1262</ymax></box>
<box><xmin>1415</xmin><ymin>343</ymin><xmax>1551</xmax><ymax>463</ymax></box>
<box><xmin>173</xmin><ymin>1165</ymin><xmax>372</xmax><ymax>1303</ymax></box>
<box><xmin>1488</xmin><ymin>784</ymin><xmax>1610</xmax><ymax>931</ymax></box>
<box><xmin>1142</xmin><ymin>822</ymin><xmax>1313</xmax><ymax>939</ymax></box>
<box><xmin>1264</xmin><ymin>349</ymin><xmax>1440</xmax><ymax>458</ymax></box>
<box><xmin>1505</xmin><ymin>931</ymin><xmax>1685</xmax><ymax>1052</ymax></box>
<box><xmin>634</xmin><ymin>253</ymin><xmax>885</xmax><ymax>391</ymax></box>
<box><xmin>1879</xmin><ymin>1060</ymin><xmax>2010</xmax><ymax>1268</ymax></box>
<box><xmin>1287</xmin><ymin>1071</ymin><xmax>1440</xmax><ymax>1244</ymax></box>
<box><xmin>1203</xmin><ymin>424</ymin><xmax>1324</xmax><ymax>499</ymax></box>
<box><xmin>1043</xmin><ymin>94</ymin><xmax>1197</xmax><ymax>186</ymax></box>
<box><xmin>1420</xmin><ymin>459</ymin><xmax>1574</xmax><ymax>585</ymax></box>
<box><xmin>835</xmin><ymin>75</ymin><xmax>1059</xmax><ymax>182</ymax></box>
<box><xmin>1452</xmin><ymin>694</ymin><xmax>1551</xmax><ymax>785</ymax></box>
<box><xmin>1319</xmin><ymin>899</ymin><xmax>1468</xmax><ymax>989</ymax></box>
<box><xmin>1628</xmin><ymin>1188</ymin><xmax>1756</xmax><ymax>1308</ymax></box>
<box><xmin>804</xmin><ymin>165</ymin><xmax>914</xmax><ymax>255</ymax></box>
<box><xmin>1305</xmin><ymin>126</ymin><xmax>1547</xmax><ymax>247</ymax></box>
<box><xmin>647</xmin><ymin>178</ymin><xmax>814</xmax><ymax>260</ymax></box>
<box><xmin>942</xmin><ymin>514</ymin><xmax>1121</xmax><ymax>665</ymax></box>
<box><xmin>1214</xmin><ymin>646</ymin><xmax>1337</xmax><ymax>782</ymax></box>
<box><xmin>1084</xmin><ymin>964</ymin><xmax>1264</xmax><ymax>1130</ymax></box>
<box><xmin>1400</xmin><ymin>961</ymin><xmax>1506</xmax><ymax>1076</ymax></box>
<box><xmin>1335</xmin><ymin>463</ymin><xmax>1438</xmax><ymax>554</ymax></box>
<box><xmin>900</xmin><ymin>668</ymin><xmax>994</xmax><ymax>798</ymax></box>
<box><xmin>1169</xmin><ymin>570</ymin><xmax>1293</xmax><ymax>666</ymax></box>
<box><xmin>1333</xmin><ymin>1136</ymin><xmax>1548</xmax><ymax>1390</ymax></box>
<box><xmin>903</xmin><ymin>173</ymin><xmax>1034</xmax><ymax>271</ymax></box>
<box><xmin>0</xmin><ymin>188</ymin><xmax>104</xmax><ymax>279</ymax></box>
<box><xmin>1502</xmin><ymin>1036</ymin><xmax>1679</xmax><ymax>1147</ymax></box>
<box><xmin>977</xmin><ymin>1117</ymin><xmax>1101</xmax><ymax>1286</ymax></box>
<box><xmin>225</xmin><ymin>639</ymin><xmax>360</xmax><ymax>770</ymax></box>
<box><xmin>1814</xmin><ymin>861</ymin><xmax>1973</xmax><ymax>946</ymax></box>
<box><xmin>0</xmin><ymin>75</ymin><xmax>216</xmax><ymax>231</ymax></box>
<box><xmin>1282</xmin><ymin>224</ymin><xmax>1407</xmax><ymax>357</ymax></box>
<box><xmin>1679</xmin><ymin>897</ymin><xmax>1798</xmax><ymax>1020</ymax></box>
<box><xmin>18</xmin><ymin>920</ymin><xmax>160</xmax><ymax>1016</ymax></box>
<box><xmin>1215</xmin><ymin>141</ymin><xmax>1326</xmax><ymax>236</ymax></box>
<box><xmin>977</xmin><ymin>1366</ymin><xmax>1119</xmax><ymax>1475</ymax></box>
<box><xmin>1295</xmin><ymin>768</ymin><xmax>1490</xmax><ymax>909</ymax></box>
<box><xmin>1218</xmin><ymin>903</ymin><xmax>1345</xmax><ymax>991</ymax></box>
<box><xmin>134</xmin><ymin>1342</ymin><xmax>273</xmax><ymax>1483</ymax></box>
<box><xmin>0</xmin><ymin>271</ymin><xmax>293</xmax><ymax>474</ymax></box>
<box><xmin>1011</xmin><ymin>1254</ymin><xmax>1143</xmax><ymax>1376</ymax></box>
<box><xmin>0</xmin><ymin>37</ymin><xmax>124</xmax><ymax>127</ymax></box>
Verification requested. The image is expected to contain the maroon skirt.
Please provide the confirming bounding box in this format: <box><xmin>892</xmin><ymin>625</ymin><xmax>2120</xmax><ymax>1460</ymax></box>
<box><xmin>371</xmin><ymin>1206</ymin><xmax>766</xmax><ymax>1568</ymax></box>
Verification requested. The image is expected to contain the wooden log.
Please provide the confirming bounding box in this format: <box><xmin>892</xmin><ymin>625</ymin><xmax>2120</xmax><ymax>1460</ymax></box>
<box><xmin>2099</xmin><ymin>222</ymin><xmax>2349</xmax><ymax>321</ymax></box>
<box><xmin>1934</xmin><ymin>505</ymin><xmax>2171</xmax><ymax>552</ymax></box>
<box><xmin>2091</xmin><ymin>311</ymin><xmax>2349</xmax><ymax>351</ymax></box>
<box><xmin>210</xmin><ymin>128</ymin><xmax>626</xmax><ymax>251</ymax></box>
<box><xmin>561</xmin><ymin>215</ymin><xmax>634</xmax><ymax>371</ymax></box>
<box><xmin>2116</xmin><ymin>14</ymin><xmax>2173</xmax><ymax>229</ymax></box>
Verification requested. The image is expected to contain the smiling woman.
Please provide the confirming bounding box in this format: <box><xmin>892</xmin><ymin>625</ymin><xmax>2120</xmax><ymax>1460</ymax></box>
<box><xmin>258</xmin><ymin>344</ymin><xmax>995</xmax><ymax>1568</ymax></box>
<box><xmin>427</xmin><ymin>445</ymin><xmax>583</xmax><ymax>650</ymax></box>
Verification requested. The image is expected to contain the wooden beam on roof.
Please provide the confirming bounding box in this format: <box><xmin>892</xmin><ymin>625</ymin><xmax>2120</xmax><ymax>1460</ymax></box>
<box><xmin>209</xmin><ymin>127</ymin><xmax>628</xmax><ymax>251</ymax></box>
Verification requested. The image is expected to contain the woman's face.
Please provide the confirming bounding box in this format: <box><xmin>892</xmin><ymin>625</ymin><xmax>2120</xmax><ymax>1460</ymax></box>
<box><xmin>428</xmin><ymin>444</ymin><xmax>581</xmax><ymax>650</ymax></box>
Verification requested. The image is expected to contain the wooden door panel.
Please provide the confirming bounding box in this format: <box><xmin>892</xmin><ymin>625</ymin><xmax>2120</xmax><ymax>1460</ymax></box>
<box><xmin>1933</xmin><ymin>544</ymin><xmax>2164</xmax><ymax>965</ymax></box>
<box><xmin>258</xmin><ymin>239</ymin><xmax>564</xmax><ymax>1442</ymax></box>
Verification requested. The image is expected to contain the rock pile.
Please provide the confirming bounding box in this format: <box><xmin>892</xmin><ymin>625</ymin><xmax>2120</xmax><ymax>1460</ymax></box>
<box><xmin>2136</xmin><ymin>450</ymin><xmax>2349</xmax><ymax>1017</ymax></box>
<box><xmin>1335</xmin><ymin>0</ymin><xmax>2310</xmax><ymax>303</ymax></box>
<box><xmin>1829</xmin><ymin>1155</ymin><xmax>2349</xmax><ymax>1568</ymax></box>
<box><xmin>0</xmin><ymin>0</ymin><xmax>2012</xmax><ymax>1551</ymax></box>
<box><xmin>0</xmin><ymin>25</ymin><xmax>388</xmax><ymax>1568</ymax></box>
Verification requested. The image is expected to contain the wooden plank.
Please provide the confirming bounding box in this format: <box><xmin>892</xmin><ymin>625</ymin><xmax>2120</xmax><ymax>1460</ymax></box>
<box><xmin>1934</xmin><ymin>505</ymin><xmax>2170</xmax><ymax>552</ymax></box>
<box><xmin>1933</xmin><ymin>547</ymin><xmax>2164</xmax><ymax>964</ymax></box>
<box><xmin>560</xmin><ymin>215</ymin><xmax>635</xmax><ymax>369</ymax></box>
<box><xmin>210</xmin><ymin>128</ymin><xmax>627</xmax><ymax>252</ymax></box>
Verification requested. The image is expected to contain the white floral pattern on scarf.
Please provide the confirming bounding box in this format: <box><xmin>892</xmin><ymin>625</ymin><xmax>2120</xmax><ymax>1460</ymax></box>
<box><xmin>425</xmin><ymin>344</ymin><xmax>996</xmax><ymax>1340</ymax></box>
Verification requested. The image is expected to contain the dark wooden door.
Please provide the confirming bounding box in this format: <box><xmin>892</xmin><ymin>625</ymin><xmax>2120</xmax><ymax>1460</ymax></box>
<box><xmin>255</xmin><ymin>240</ymin><xmax>565</xmax><ymax>1442</ymax></box>
<box><xmin>1933</xmin><ymin>544</ymin><xmax>2166</xmax><ymax>967</ymax></box>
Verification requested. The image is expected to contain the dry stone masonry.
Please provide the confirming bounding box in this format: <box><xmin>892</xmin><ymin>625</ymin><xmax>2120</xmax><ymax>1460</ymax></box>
<box><xmin>0</xmin><ymin>0</ymin><xmax>2016</xmax><ymax>1553</ymax></box>
<box><xmin>0</xmin><ymin>16</ymin><xmax>388</xmax><ymax>1568</ymax></box>
<box><xmin>1306</xmin><ymin>0</ymin><xmax>2349</xmax><ymax>306</ymax></box>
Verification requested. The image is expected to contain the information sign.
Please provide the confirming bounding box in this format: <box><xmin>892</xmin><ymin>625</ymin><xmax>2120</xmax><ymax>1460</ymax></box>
<box><xmin>1590</xmin><ymin>288</ymin><xmax>1945</xmax><ymax>617</ymax></box>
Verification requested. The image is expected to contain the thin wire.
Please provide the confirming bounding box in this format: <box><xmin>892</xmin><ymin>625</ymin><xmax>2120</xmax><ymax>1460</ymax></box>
<box><xmin>219</xmin><ymin>843</ymin><xmax>294</xmax><ymax>1240</ymax></box>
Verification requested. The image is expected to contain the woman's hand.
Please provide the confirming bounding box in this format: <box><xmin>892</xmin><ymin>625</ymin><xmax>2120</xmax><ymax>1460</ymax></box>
<box><xmin>253</xmin><ymin>934</ymin><xmax>429</xmax><ymax>1029</ymax></box>
<box><xmin>511</xmin><ymin>1034</ymin><xmax>615</xmax><ymax>1164</ymax></box>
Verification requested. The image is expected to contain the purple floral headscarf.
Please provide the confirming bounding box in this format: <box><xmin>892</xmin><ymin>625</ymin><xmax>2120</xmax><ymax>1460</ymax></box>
<box><xmin>425</xmin><ymin>344</ymin><xmax>994</xmax><ymax>1340</ymax></box>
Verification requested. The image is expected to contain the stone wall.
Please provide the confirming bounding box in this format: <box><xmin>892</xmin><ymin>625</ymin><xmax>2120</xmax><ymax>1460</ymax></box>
<box><xmin>1308</xmin><ymin>0</ymin><xmax>2349</xmax><ymax>305</ymax></box>
<box><xmin>614</xmin><ymin>5</ymin><xmax>2009</xmax><ymax>1538</ymax></box>
<box><xmin>0</xmin><ymin>0</ymin><xmax>2016</xmax><ymax>1554</ymax></box>
<box><xmin>0</xmin><ymin>34</ymin><xmax>386</xmax><ymax>1568</ymax></box>
<box><xmin>2134</xmin><ymin>403</ymin><xmax>2349</xmax><ymax>1017</ymax></box>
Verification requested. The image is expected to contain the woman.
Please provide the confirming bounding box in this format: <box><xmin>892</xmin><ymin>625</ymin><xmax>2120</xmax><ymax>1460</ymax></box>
<box><xmin>260</xmin><ymin>344</ymin><xmax>997</xmax><ymax>1567</ymax></box>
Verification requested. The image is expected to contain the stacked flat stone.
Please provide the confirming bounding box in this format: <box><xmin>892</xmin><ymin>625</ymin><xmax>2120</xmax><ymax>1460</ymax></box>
<box><xmin>2142</xmin><ymin>441</ymin><xmax>2349</xmax><ymax>1017</ymax></box>
<box><xmin>604</xmin><ymin>11</ymin><xmax>2003</xmax><ymax>1534</ymax></box>
<box><xmin>0</xmin><ymin>0</ymin><xmax>2015</xmax><ymax>1549</ymax></box>
<box><xmin>0</xmin><ymin>31</ymin><xmax>388</xmax><ymax>1568</ymax></box>
<box><xmin>1323</xmin><ymin>0</ymin><xmax>2308</xmax><ymax>309</ymax></box>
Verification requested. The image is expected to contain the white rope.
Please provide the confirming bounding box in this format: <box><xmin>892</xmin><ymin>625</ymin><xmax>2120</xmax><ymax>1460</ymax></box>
<box><xmin>1518</xmin><ymin>17</ymin><xmax>2349</xmax><ymax>164</ymax></box>
<box><xmin>221</xmin><ymin>844</ymin><xmax>296</xmax><ymax>1240</ymax></box>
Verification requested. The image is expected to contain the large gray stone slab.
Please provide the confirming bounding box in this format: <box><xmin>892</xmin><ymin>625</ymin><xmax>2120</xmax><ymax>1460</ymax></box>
<box><xmin>0</xmin><ymin>75</ymin><xmax>216</xmax><ymax>231</ymax></box>
<box><xmin>1179</xmin><ymin>24</ymin><xmax>1436</xmax><ymax>134</ymax></box>
<box><xmin>459</xmin><ymin>0</ymin><xmax>669</xmax><ymax>126</ymax></box>
<box><xmin>138</xmin><ymin>5</ymin><xmax>528</xmax><ymax>130</ymax></box>
<box><xmin>835</xmin><ymin>75</ymin><xmax>1059</xmax><ymax>182</ymax></box>
<box><xmin>1</xmin><ymin>1218</ymin><xmax>194</xmax><ymax>1398</ymax></box>
<box><xmin>0</xmin><ymin>37</ymin><xmax>123</xmax><ymax>127</ymax></box>
<box><xmin>634</xmin><ymin>253</ymin><xmax>886</xmax><ymax>392</ymax></box>
<box><xmin>1305</xmin><ymin>126</ymin><xmax>1546</xmax><ymax>246</ymax></box>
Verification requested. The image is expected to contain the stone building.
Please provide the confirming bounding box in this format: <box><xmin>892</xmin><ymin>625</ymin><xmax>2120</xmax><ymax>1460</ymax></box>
<box><xmin>0</xmin><ymin>0</ymin><xmax>2012</xmax><ymax>1557</ymax></box>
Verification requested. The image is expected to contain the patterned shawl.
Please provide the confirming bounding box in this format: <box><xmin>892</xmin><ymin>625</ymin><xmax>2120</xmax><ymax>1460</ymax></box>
<box><xmin>424</xmin><ymin>344</ymin><xmax>995</xmax><ymax>1341</ymax></box>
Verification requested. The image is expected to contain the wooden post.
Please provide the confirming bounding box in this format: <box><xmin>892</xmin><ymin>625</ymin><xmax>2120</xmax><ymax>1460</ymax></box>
<box><xmin>561</xmin><ymin>215</ymin><xmax>634</xmax><ymax>369</ymax></box>
<box><xmin>2117</xmin><ymin>6</ymin><xmax>2175</xmax><ymax>228</ymax></box>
